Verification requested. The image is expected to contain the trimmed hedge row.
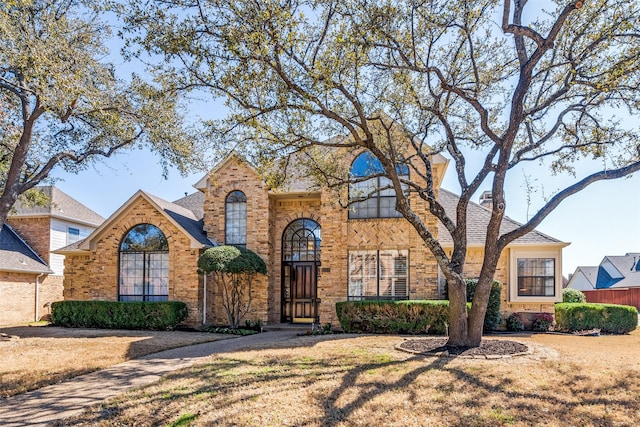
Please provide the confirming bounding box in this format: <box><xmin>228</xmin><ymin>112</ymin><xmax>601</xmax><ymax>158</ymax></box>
<box><xmin>51</xmin><ymin>300</ymin><xmax>188</xmax><ymax>330</ymax></box>
<box><xmin>336</xmin><ymin>300</ymin><xmax>450</xmax><ymax>334</ymax></box>
<box><xmin>555</xmin><ymin>303</ymin><xmax>638</xmax><ymax>334</ymax></box>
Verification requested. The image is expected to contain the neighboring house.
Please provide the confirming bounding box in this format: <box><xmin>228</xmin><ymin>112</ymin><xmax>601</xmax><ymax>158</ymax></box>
<box><xmin>0</xmin><ymin>224</ymin><xmax>53</xmax><ymax>324</ymax></box>
<box><xmin>58</xmin><ymin>149</ymin><xmax>568</xmax><ymax>328</ymax></box>
<box><xmin>567</xmin><ymin>253</ymin><xmax>640</xmax><ymax>308</ymax></box>
<box><xmin>0</xmin><ymin>186</ymin><xmax>104</xmax><ymax>325</ymax></box>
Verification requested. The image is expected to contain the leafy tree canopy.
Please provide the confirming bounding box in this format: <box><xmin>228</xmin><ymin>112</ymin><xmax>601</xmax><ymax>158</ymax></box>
<box><xmin>198</xmin><ymin>246</ymin><xmax>267</xmax><ymax>275</ymax></box>
<box><xmin>0</xmin><ymin>0</ymin><xmax>203</xmax><ymax>226</ymax></box>
<box><xmin>118</xmin><ymin>0</ymin><xmax>640</xmax><ymax>346</ymax></box>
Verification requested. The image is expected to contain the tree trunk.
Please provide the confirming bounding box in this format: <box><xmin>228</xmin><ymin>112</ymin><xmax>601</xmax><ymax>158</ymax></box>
<box><xmin>446</xmin><ymin>276</ymin><xmax>473</xmax><ymax>346</ymax></box>
<box><xmin>0</xmin><ymin>104</ymin><xmax>42</xmax><ymax>229</ymax></box>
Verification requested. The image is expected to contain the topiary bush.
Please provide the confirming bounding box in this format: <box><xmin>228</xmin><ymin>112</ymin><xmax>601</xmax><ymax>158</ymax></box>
<box><xmin>336</xmin><ymin>300</ymin><xmax>450</xmax><ymax>334</ymax></box>
<box><xmin>198</xmin><ymin>246</ymin><xmax>267</xmax><ymax>329</ymax></box>
<box><xmin>555</xmin><ymin>303</ymin><xmax>638</xmax><ymax>334</ymax></box>
<box><xmin>506</xmin><ymin>312</ymin><xmax>525</xmax><ymax>331</ymax></box>
<box><xmin>445</xmin><ymin>278</ymin><xmax>503</xmax><ymax>331</ymax></box>
<box><xmin>562</xmin><ymin>288</ymin><xmax>587</xmax><ymax>303</ymax></box>
<box><xmin>51</xmin><ymin>300</ymin><xmax>188</xmax><ymax>330</ymax></box>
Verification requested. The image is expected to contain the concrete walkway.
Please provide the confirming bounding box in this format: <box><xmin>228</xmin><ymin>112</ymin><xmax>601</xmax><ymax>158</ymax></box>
<box><xmin>0</xmin><ymin>331</ymin><xmax>299</xmax><ymax>427</ymax></box>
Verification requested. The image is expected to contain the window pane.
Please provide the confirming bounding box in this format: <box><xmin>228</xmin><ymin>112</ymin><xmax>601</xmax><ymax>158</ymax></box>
<box><xmin>349</xmin><ymin>250</ymin><xmax>408</xmax><ymax>299</ymax></box>
<box><xmin>121</xmin><ymin>224</ymin><xmax>169</xmax><ymax>251</ymax></box>
<box><xmin>518</xmin><ymin>258</ymin><xmax>555</xmax><ymax>297</ymax></box>
<box><xmin>119</xmin><ymin>225</ymin><xmax>169</xmax><ymax>301</ymax></box>
<box><xmin>68</xmin><ymin>227</ymin><xmax>80</xmax><ymax>244</ymax></box>
<box><xmin>282</xmin><ymin>219</ymin><xmax>321</xmax><ymax>262</ymax></box>
<box><xmin>226</xmin><ymin>191</ymin><xmax>247</xmax><ymax>246</ymax></box>
<box><xmin>349</xmin><ymin>153</ymin><xmax>409</xmax><ymax>219</ymax></box>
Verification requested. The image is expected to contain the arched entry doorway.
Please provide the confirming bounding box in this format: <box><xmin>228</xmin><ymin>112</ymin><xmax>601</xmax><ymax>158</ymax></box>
<box><xmin>281</xmin><ymin>218</ymin><xmax>321</xmax><ymax>323</ymax></box>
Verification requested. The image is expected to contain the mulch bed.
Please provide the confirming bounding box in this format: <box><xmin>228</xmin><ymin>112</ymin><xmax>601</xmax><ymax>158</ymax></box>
<box><xmin>399</xmin><ymin>338</ymin><xmax>529</xmax><ymax>357</ymax></box>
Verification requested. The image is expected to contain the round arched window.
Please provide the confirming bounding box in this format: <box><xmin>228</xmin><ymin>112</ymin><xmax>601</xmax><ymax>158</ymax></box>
<box><xmin>349</xmin><ymin>152</ymin><xmax>409</xmax><ymax>219</ymax></box>
<box><xmin>119</xmin><ymin>224</ymin><xmax>169</xmax><ymax>302</ymax></box>
<box><xmin>282</xmin><ymin>218</ymin><xmax>321</xmax><ymax>262</ymax></box>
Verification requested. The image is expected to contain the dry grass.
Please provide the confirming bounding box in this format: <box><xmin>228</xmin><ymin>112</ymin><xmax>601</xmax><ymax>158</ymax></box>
<box><xmin>54</xmin><ymin>330</ymin><xmax>640</xmax><ymax>427</ymax></box>
<box><xmin>0</xmin><ymin>325</ymin><xmax>229</xmax><ymax>398</ymax></box>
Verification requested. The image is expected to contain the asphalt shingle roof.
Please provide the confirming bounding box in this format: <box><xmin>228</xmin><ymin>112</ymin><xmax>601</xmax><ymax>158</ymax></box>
<box><xmin>173</xmin><ymin>192</ymin><xmax>205</xmax><ymax>220</ymax></box>
<box><xmin>437</xmin><ymin>189</ymin><xmax>563</xmax><ymax>247</ymax></box>
<box><xmin>598</xmin><ymin>253</ymin><xmax>640</xmax><ymax>288</ymax></box>
<box><xmin>11</xmin><ymin>186</ymin><xmax>104</xmax><ymax>226</ymax></box>
<box><xmin>0</xmin><ymin>224</ymin><xmax>52</xmax><ymax>274</ymax></box>
<box><xmin>145</xmin><ymin>192</ymin><xmax>213</xmax><ymax>247</ymax></box>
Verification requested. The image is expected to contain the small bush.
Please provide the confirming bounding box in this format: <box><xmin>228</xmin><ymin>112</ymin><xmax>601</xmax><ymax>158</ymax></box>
<box><xmin>532</xmin><ymin>313</ymin><xmax>554</xmax><ymax>332</ymax></box>
<box><xmin>445</xmin><ymin>279</ymin><xmax>502</xmax><ymax>331</ymax></box>
<box><xmin>51</xmin><ymin>300</ymin><xmax>188</xmax><ymax>330</ymax></box>
<box><xmin>204</xmin><ymin>326</ymin><xmax>258</xmax><ymax>336</ymax></box>
<box><xmin>336</xmin><ymin>300</ymin><xmax>449</xmax><ymax>334</ymax></box>
<box><xmin>562</xmin><ymin>288</ymin><xmax>587</xmax><ymax>303</ymax></box>
<box><xmin>555</xmin><ymin>303</ymin><xmax>638</xmax><ymax>334</ymax></box>
<box><xmin>244</xmin><ymin>319</ymin><xmax>263</xmax><ymax>332</ymax></box>
<box><xmin>506</xmin><ymin>313</ymin><xmax>524</xmax><ymax>331</ymax></box>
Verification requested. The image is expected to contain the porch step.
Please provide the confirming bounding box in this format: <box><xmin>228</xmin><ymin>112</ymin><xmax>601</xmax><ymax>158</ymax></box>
<box><xmin>261</xmin><ymin>323</ymin><xmax>315</xmax><ymax>332</ymax></box>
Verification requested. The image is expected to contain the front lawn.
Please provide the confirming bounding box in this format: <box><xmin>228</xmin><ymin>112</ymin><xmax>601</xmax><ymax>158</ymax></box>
<box><xmin>54</xmin><ymin>331</ymin><xmax>640</xmax><ymax>426</ymax></box>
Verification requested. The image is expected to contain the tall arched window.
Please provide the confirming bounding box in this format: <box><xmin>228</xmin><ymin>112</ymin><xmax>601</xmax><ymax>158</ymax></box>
<box><xmin>349</xmin><ymin>152</ymin><xmax>409</xmax><ymax>219</ymax></box>
<box><xmin>225</xmin><ymin>190</ymin><xmax>247</xmax><ymax>247</ymax></box>
<box><xmin>119</xmin><ymin>224</ymin><xmax>169</xmax><ymax>302</ymax></box>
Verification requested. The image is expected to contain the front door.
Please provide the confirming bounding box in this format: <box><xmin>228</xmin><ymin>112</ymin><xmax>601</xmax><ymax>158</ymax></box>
<box><xmin>280</xmin><ymin>218</ymin><xmax>321</xmax><ymax>323</ymax></box>
<box><xmin>282</xmin><ymin>262</ymin><xmax>318</xmax><ymax>322</ymax></box>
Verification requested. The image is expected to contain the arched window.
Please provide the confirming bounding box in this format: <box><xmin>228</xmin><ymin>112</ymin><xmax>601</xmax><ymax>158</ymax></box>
<box><xmin>225</xmin><ymin>190</ymin><xmax>247</xmax><ymax>247</ymax></box>
<box><xmin>119</xmin><ymin>224</ymin><xmax>169</xmax><ymax>302</ymax></box>
<box><xmin>282</xmin><ymin>218</ymin><xmax>321</xmax><ymax>262</ymax></box>
<box><xmin>349</xmin><ymin>152</ymin><xmax>409</xmax><ymax>219</ymax></box>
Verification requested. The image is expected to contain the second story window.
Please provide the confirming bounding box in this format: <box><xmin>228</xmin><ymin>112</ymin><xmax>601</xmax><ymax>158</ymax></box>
<box><xmin>67</xmin><ymin>227</ymin><xmax>80</xmax><ymax>244</ymax></box>
<box><xmin>225</xmin><ymin>190</ymin><xmax>247</xmax><ymax>247</ymax></box>
<box><xmin>349</xmin><ymin>152</ymin><xmax>409</xmax><ymax>219</ymax></box>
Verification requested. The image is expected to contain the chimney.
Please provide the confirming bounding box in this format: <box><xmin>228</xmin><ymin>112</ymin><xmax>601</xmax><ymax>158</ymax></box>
<box><xmin>479</xmin><ymin>191</ymin><xmax>493</xmax><ymax>209</ymax></box>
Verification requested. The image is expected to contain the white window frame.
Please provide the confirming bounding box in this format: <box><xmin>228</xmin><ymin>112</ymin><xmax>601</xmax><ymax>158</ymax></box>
<box><xmin>348</xmin><ymin>249</ymin><xmax>409</xmax><ymax>300</ymax></box>
<box><xmin>509</xmin><ymin>248</ymin><xmax>563</xmax><ymax>303</ymax></box>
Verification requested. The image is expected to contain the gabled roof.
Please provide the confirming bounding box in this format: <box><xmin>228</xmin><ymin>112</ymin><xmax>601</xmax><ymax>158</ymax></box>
<box><xmin>437</xmin><ymin>189</ymin><xmax>566</xmax><ymax>248</ymax></box>
<box><xmin>595</xmin><ymin>253</ymin><xmax>640</xmax><ymax>289</ymax></box>
<box><xmin>58</xmin><ymin>190</ymin><xmax>214</xmax><ymax>253</ymax></box>
<box><xmin>0</xmin><ymin>224</ymin><xmax>52</xmax><ymax>274</ymax></box>
<box><xmin>194</xmin><ymin>152</ymin><xmax>260</xmax><ymax>191</ymax></box>
<box><xmin>571</xmin><ymin>266</ymin><xmax>598</xmax><ymax>289</ymax></box>
<box><xmin>11</xmin><ymin>186</ymin><xmax>104</xmax><ymax>227</ymax></box>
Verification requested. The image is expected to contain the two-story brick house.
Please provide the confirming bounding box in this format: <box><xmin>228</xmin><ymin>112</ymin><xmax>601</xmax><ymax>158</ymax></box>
<box><xmin>58</xmin><ymin>150</ymin><xmax>568</xmax><ymax>328</ymax></box>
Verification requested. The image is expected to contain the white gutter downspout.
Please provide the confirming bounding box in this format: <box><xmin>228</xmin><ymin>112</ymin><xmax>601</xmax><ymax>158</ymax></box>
<box><xmin>35</xmin><ymin>273</ymin><xmax>45</xmax><ymax>322</ymax></box>
<box><xmin>203</xmin><ymin>272</ymin><xmax>207</xmax><ymax>325</ymax></box>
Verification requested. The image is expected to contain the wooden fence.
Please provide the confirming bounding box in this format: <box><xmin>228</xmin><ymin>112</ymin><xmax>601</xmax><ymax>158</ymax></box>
<box><xmin>582</xmin><ymin>288</ymin><xmax>640</xmax><ymax>310</ymax></box>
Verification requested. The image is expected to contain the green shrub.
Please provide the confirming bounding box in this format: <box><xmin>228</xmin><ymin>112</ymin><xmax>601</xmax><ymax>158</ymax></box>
<box><xmin>562</xmin><ymin>288</ymin><xmax>587</xmax><ymax>303</ymax></box>
<box><xmin>445</xmin><ymin>279</ymin><xmax>503</xmax><ymax>331</ymax></box>
<box><xmin>506</xmin><ymin>313</ymin><xmax>524</xmax><ymax>331</ymax></box>
<box><xmin>51</xmin><ymin>300</ymin><xmax>188</xmax><ymax>330</ymax></box>
<box><xmin>555</xmin><ymin>303</ymin><xmax>638</xmax><ymax>334</ymax></box>
<box><xmin>531</xmin><ymin>313</ymin><xmax>554</xmax><ymax>332</ymax></box>
<box><xmin>336</xmin><ymin>300</ymin><xmax>450</xmax><ymax>334</ymax></box>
